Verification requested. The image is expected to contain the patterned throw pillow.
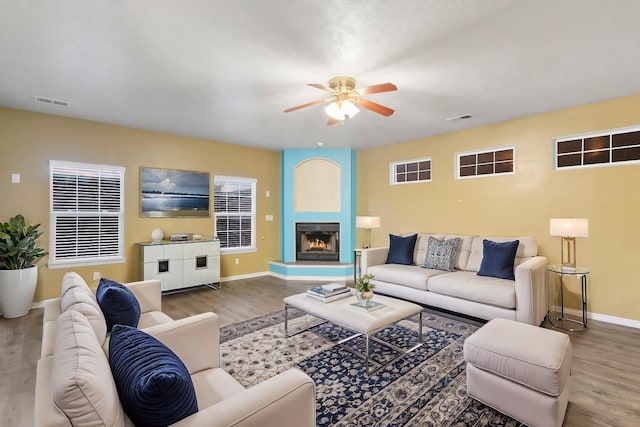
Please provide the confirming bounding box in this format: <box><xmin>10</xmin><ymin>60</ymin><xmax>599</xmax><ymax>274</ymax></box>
<box><xmin>422</xmin><ymin>237</ymin><xmax>461</xmax><ymax>271</ymax></box>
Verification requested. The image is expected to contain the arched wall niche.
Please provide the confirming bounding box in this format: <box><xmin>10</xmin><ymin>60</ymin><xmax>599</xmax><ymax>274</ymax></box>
<box><xmin>294</xmin><ymin>158</ymin><xmax>341</xmax><ymax>212</ymax></box>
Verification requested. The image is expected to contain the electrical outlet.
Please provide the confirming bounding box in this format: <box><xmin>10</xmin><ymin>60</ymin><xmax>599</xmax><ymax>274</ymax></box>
<box><xmin>93</xmin><ymin>271</ymin><xmax>101</xmax><ymax>280</ymax></box>
<box><xmin>235</xmin><ymin>258</ymin><xmax>240</xmax><ymax>265</ymax></box>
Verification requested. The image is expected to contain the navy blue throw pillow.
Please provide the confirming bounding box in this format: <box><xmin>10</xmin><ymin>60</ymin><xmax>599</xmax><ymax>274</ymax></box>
<box><xmin>385</xmin><ymin>234</ymin><xmax>418</xmax><ymax>265</ymax></box>
<box><xmin>109</xmin><ymin>325</ymin><xmax>198</xmax><ymax>427</ymax></box>
<box><xmin>477</xmin><ymin>239</ymin><xmax>520</xmax><ymax>280</ymax></box>
<box><xmin>96</xmin><ymin>278</ymin><xmax>141</xmax><ymax>332</ymax></box>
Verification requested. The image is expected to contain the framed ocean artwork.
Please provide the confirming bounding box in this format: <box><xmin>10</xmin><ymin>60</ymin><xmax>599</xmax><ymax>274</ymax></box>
<box><xmin>140</xmin><ymin>167</ymin><xmax>210</xmax><ymax>217</ymax></box>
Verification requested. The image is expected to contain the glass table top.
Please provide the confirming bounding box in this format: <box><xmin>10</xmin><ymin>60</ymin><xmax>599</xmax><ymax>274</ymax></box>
<box><xmin>547</xmin><ymin>264</ymin><xmax>590</xmax><ymax>275</ymax></box>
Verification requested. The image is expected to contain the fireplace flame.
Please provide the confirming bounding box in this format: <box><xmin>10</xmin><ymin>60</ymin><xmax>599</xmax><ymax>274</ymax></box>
<box><xmin>308</xmin><ymin>239</ymin><xmax>328</xmax><ymax>250</ymax></box>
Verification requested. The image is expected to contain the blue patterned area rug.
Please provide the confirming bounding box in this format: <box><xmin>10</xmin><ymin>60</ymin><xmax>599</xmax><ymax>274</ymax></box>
<box><xmin>220</xmin><ymin>309</ymin><xmax>524</xmax><ymax>427</ymax></box>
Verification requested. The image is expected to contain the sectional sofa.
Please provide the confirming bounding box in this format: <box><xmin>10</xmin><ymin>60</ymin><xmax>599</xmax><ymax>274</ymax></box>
<box><xmin>361</xmin><ymin>234</ymin><xmax>548</xmax><ymax>325</ymax></box>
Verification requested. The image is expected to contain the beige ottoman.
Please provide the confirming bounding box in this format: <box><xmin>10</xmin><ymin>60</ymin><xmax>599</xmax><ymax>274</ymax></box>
<box><xmin>463</xmin><ymin>318</ymin><xmax>572</xmax><ymax>427</ymax></box>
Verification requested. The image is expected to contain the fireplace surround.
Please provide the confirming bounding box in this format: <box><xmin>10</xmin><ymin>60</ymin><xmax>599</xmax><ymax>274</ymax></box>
<box><xmin>296</xmin><ymin>222</ymin><xmax>340</xmax><ymax>261</ymax></box>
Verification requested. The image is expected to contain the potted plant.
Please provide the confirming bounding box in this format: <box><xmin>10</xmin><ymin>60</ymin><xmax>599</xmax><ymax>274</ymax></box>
<box><xmin>355</xmin><ymin>273</ymin><xmax>375</xmax><ymax>308</ymax></box>
<box><xmin>0</xmin><ymin>214</ymin><xmax>47</xmax><ymax>318</ymax></box>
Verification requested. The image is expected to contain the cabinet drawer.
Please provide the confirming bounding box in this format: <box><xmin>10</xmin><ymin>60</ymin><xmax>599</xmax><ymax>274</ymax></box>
<box><xmin>163</xmin><ymin>244</ymin><xmax>184</xmax><ymax>260</ymax></box>
<box><xmin>142</xmin><ymin>245</ymin><xmax>164</xmax><ymax>263</ymax></box>
<box><xmin>183</xmin><ymin>242</ymin><xmax>203</xmax><ymax>258</ymax></box>
<box><xmin>201</xmin><ymin>241</ymin><xmax>220</xmax><ymax>255</ymax></box>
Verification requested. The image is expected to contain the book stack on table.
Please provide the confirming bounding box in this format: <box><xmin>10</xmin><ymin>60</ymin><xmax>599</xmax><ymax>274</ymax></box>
<box><xmin>306</xmin><ymin>283</ymin><xmax>351</xmax><ymax>303</ymax></box>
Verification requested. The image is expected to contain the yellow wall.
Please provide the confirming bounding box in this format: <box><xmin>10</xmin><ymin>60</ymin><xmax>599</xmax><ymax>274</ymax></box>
<box><xmin>358</xmin><ymin>93</ymin><xmax>640</xmax><ymax>321</ymax></box>
<box><xmin>0</xmin><ymin>107</ymin><xmax>281</xmax><ymax>302</ymax></box>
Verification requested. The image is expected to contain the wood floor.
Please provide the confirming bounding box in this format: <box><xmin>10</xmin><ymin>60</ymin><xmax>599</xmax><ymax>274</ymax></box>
<box><xmin>2</xmin><ymin>275</ymin><xmax>639</xmax><ymax>426</ymax></box>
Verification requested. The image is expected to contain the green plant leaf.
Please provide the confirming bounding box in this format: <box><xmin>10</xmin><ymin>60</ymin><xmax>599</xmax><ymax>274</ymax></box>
<box><xmin>0</xmin><ymin>214</ymin><xmax>48</xmax><ymax>271</ymax></box>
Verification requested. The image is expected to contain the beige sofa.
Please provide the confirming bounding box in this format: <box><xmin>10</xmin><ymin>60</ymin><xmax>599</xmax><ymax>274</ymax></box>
<box><xmin>361</xmin><ymin>234</ymin><xmax>548</xmax><ymax>325</ymax></box>
<box><xmin>34</xmin><ymin>272</ymin><xmax>316</xmax><ymax>427</ymax></box>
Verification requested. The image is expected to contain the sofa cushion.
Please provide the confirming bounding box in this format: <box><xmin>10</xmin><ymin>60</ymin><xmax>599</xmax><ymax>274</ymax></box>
<box><xmin>97</xmin><ymin>278</ymin><xmax>141</xmax><ymax>332</ymax></box>
<box><xmin>422</xmin><ymin>236</ymin><xmax>460</xmax><ymax>271</ymax></box>
<box><xmin>60</xmin><ymin>285</ymin><xmax>108</xmax><ymax>343</ymax></box>
<box><xmin>60</xmin><ymin>271</ymin><xmax>92</xmax><ymax>299</ymax></box>
<box><xmin>427</xmin><ymin>271</ymin><xmax>516</xmax><ymax>309</ymax></box>
<box><xmin>64</xmin><ymin>299</ymin><xmax>108</xmax><ymax>346</ymax></box>
<box><xmin>466</xmin><ymin>236</ymin><xmax>538</xmax><ymax>272</ymax></box>
<box><xmin>138</xmin><ymin>310</ymin><xmax>175</xmax><ymax>329</ymax></box>
<box><xmin>109</xmin><ymin>325</ymin><xmax>199</xmax><ymax>427</ymax></box>
<box><xmin>477</xmin><ymin>239</ymin><xmax>519</xmax><ymax>280</ymax></box>
<box><xmin>385</xmin><ymin>233</ymin><xmax>417</xmax><ymax>265</ymax></box>
<box><xmin>52</xmin><ymin>310</ymin><xmax>126</xmax><ymax>427</ymax></box>
<box><xmin>190</xmin><ymin>368</ymin><xmax>246</xmax><ymax>409</ymax></box>
<box><xmin>369</xmin><ymin>263</ymin><xmax>448</xmax><ymax>291</ymax></box>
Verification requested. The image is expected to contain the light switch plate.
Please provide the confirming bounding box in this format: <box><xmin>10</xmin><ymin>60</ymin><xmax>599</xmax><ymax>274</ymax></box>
<box><xmin>11</xmin><ymin>173</ymin><xmax>20</xmax><ymax>183</ymax></box>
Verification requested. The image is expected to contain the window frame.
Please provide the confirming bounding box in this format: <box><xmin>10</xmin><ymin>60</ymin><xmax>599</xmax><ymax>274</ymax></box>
<box><xmin>389</xmin><ymin>157</ymin><xmax>432</xmax><ymax>185</ymax></box>
<box><xmin>48</xmin><ymin>160</ymin><xmax>126</xmax><ymax>269</ymax></box>
<box><xmin>213</xmin><ymin>175</ymin><xmax>257</xmax><ymax>254</ymax></box>
<box><xmin>455</xmin><ymin>146</ymin><xmax>515</xmax><ymax>179</ymax></box>
<box><xmin>554</xmin><ymin>125</ymin><xmax>640</xmax><ymax>170</ymax></box>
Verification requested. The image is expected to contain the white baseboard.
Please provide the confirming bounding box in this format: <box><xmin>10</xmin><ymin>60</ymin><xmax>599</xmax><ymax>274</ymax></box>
<box><xmin>269</xmin><ymin>271</ymin><xmax>351</xmax><ymax>282</ymax></box>
<box><xmin>551</xmin><ymin>305</ymin><xmax>640</xmax><ymax>329</ymax></box>
<box><xmin>220</xmin><ymin>271</ymin><xmax>271</xmax><ymax>283</ymax></box>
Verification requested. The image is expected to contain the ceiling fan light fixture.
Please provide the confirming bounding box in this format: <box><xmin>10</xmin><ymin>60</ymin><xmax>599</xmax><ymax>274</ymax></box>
<box><xmin>324</xmin><ymin>100</ymin><xmax>359</xmax><ymax>120</ymax></box>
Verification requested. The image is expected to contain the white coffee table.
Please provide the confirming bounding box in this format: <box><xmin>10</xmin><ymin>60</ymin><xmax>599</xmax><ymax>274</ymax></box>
<box><xmin>284</xmin><ymin>292</ymin><xmax>423</xmax><ymax>374</ymax></box>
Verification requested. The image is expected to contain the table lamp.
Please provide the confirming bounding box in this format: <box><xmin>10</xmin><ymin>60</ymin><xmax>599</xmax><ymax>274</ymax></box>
<box><xmin>355</xmin><ymin>216</ymin><xmax>380</xmax><ymax>249</ymax></box>
<box><xmin>549</xmin><ymin>218</ymin><xmax>589</xmax><ymax>268</ymax></box>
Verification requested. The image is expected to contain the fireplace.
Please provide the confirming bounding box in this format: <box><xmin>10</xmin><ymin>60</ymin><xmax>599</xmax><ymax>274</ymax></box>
<box><xmin>296</xmin><ymin>222</ymin><xmax>340</xmax><ymax>261</ymax></box>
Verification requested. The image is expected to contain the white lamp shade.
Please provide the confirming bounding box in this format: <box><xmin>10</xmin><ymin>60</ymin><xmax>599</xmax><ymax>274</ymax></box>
<box><xmin>356</xmin><ymin>216</ymin><xmax>381</xmax><ymax>229</ymax></box>
<box><xmin>324</xmin><ymin>100</ymin><xmax>360</xmax><ymax>120</ymax></box>
<box><xmin>549</xmin><ymin>218</ymin><xmax>589</xmax><ymax>237</ymax></box>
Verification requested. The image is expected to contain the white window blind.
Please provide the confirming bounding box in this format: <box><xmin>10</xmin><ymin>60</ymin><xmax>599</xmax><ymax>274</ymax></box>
<box><xmin>49</xmin><ymin>160</ymin><xmax>125</xmax><ymax>268</ymax></box>
<box><xmin>214</xmin><ymin>176</ymin><xmax>256</xmax><ymax>253</ymax></box>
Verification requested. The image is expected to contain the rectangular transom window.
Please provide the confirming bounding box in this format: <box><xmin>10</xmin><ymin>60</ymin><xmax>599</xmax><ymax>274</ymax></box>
<box><xmin>213</xmin><ymin>176</ymin><xmax>256</xmax><ymax>253</ymax></box>
<box><xmin>555</xmin><ymin>126</ymin><xmax>640</xmax><ymax>169</ymax></box>
<box><xmin>390</xmin><ymin>157</ymin><xmax>432</xmax><ymax>184</ymax></box>
<box><xmin>456</xmin><ymin>147</ymin><xmax>514</xmax><ymax>179</ymax></box>
<box><xmin>49</xmin><ymin>160</ymin><xmax>125</xmax><ymax>268</ymax></box>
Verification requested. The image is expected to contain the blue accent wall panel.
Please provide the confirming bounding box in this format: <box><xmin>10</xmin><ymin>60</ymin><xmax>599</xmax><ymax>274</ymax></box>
<box><xmin>282</xmin><ymin>149</ymin><xmax>356</xmax><ymax>264</ymax></box>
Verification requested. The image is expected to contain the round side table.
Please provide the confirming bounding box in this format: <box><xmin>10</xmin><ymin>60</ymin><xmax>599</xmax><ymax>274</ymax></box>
<box><xmin>546</xmin><ymin>264</ymin><xmax>590</xmax><ymax>331</ymax></box>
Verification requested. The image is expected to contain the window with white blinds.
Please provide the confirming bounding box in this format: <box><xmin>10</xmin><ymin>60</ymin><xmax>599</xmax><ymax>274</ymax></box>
<box><xmin>213</xmin><ymin>176</ymin><xmax>256</xmax><ymax>253</ymax></box>
<box><xmin>49</xmin><ymin>160</ymin><xmax>125</xmax><ymax>268</ymax></box>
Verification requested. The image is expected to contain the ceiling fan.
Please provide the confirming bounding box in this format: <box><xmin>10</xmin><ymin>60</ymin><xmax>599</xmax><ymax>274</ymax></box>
<box><xmin>284</xmin><ymin>76</ymin><xmax>397</xmax><ymax>125</ymax></box>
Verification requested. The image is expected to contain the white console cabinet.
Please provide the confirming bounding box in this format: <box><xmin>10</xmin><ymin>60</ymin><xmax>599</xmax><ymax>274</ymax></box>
<box><xmin>136</xmin><ymin>239</ymin><xmax>220</xmax><ymax>292</ymax></box>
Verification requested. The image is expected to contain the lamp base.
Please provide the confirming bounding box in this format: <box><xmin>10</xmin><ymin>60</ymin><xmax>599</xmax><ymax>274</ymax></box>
<box><xmin>561</xmin><ymin>237</ymin><xmax>577</xmax><ymax>268</ymax></box>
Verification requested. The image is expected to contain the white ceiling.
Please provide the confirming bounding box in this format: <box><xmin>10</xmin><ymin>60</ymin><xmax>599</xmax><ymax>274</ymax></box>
<box><xmin>2</xmin><ymin>0</ymin><xmax>640</xmax><ymax>151</ymax></box>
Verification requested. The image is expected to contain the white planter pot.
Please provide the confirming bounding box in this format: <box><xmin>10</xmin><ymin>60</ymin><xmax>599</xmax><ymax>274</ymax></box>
<box><xmin>0</xmin><ymin>266</ymin><xmax>38</xmax><ymax>318</ymax></box>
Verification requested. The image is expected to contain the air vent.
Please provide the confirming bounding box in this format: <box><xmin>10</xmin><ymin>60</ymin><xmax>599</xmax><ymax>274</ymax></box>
<box><xmin>35</xmin><ymin>96</ymin><xmax>70</xmax><ymax>107</ymax></box>
<box><xmin>446</xmin><ymin>114</ymin><xmax>472</xmax><ymax>122</ymax></box>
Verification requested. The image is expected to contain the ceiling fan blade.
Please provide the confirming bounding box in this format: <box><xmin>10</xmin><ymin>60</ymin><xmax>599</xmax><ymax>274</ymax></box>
<box><xmin>307</xmin><ymin>83</ymin><xmax>335</xmax><ymax>93</ymax></box>
<box><xmin>356</xmin><ymin>82</ymin><xmax>397</xmax><ymax>96</ymax></box>
<box><xmin>358</xmin><ymin>98</ymin><xmax>395</xmax><ymax>116</ymax></box>
<box><xmin>326</xmin><ymin>117</ymin><xmax>339</xmax><ymax>126</ymax></box>
<box><xmin>283</xmin><ymin>98</ymin><xmax>331</xmax><ymax>113</ymax></box>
